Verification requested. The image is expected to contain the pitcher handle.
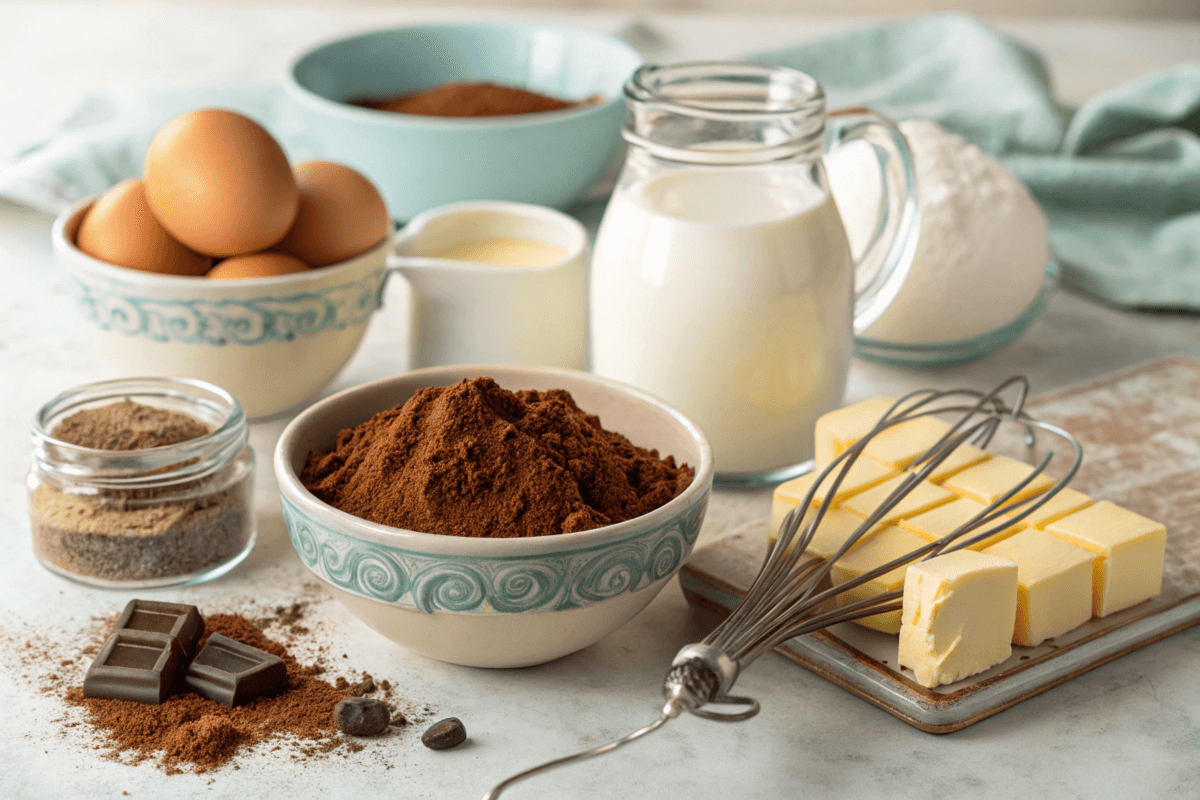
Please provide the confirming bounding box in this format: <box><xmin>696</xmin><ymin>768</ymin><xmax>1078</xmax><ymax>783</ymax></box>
<box><xmin>826</xmin><ymin>108</ymin><xmax>920</xmax><ymax>335</ymax></box>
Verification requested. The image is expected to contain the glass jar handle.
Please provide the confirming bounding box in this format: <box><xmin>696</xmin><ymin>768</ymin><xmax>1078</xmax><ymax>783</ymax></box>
<box><xmin>826</xmin><ymin>108</ymin><xmax>920</xmax><ymax>335</ymax></box>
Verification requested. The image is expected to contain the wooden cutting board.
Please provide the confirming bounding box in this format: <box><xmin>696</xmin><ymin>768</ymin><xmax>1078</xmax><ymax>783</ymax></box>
<box><xmin>679</xmin><ymin>355</ymin><xmax>1200</xmax><ymax>733</ymax></box>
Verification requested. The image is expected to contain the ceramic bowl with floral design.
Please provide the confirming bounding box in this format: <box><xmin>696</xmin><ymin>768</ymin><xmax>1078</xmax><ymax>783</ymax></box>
<box><xmin>273</xmin><ymin>364</ymin><xmax>713</xmax><ymax>668</ymax></box>
<box><xmin>52</xmin><ymin>196</ymin><xmax>391</xmax><ymax>419</ymax></box>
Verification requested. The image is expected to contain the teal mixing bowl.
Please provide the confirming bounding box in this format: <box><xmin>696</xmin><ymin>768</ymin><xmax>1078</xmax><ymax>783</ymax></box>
<box><xmin>285</xmin><ymin>23</ymin><xmax>642</xmax><ymax>221</ymax></box>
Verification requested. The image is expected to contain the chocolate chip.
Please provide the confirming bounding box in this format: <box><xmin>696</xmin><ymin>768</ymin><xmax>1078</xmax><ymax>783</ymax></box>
<box><xmin>333</xmin><ymin>697</ymin><xmax>390</xmax><ymax>736</ymax></box>
<box><xmin>422</xmin><ymin>717</ymin><xmax>466</xmax><ymax>750</ymax></box>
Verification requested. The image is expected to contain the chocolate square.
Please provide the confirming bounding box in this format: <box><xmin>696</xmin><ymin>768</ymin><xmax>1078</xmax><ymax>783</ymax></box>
<box><xmin>113</xmin><ymin>599</ymin><xmax>204</xmax><ymax>659</ymax></box>
<box><xmin>83</xmin><ymin>630</ymin><xmax>185</xmax><ymax>704</ymax></box>
<box><xmin>184</xmin><ymin>633</ymin><xmax>287</xmax><ymax>707</ymax></box>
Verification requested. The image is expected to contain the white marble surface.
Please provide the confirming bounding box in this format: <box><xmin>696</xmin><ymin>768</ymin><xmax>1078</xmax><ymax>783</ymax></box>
<box><xmin>2</xmin><ymin>4</ymin><xmax>1200</xmax><ymax>798</ymax></box>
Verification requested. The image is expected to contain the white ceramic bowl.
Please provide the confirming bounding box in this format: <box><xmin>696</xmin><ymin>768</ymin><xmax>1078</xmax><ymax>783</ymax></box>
<box><xmin>274</xmin><ymin>365</ymin><xmax>713</xmax><ymax>668</ymax></box>
<box><xmin>52</xmin><ymin>196</ymin><xmax>391</xmax><ymax>419</ymax></box>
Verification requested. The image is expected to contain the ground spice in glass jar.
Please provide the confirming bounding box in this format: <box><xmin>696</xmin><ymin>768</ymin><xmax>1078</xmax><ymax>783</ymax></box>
<box><xmin>300</xmin><ymin>377</ymin><xmax>694</xmax><ymax>538</ymax></box>
<box><xmin>28</xmin><ymin>383</ymin><xmax>255</xmax><ymax>587</ymax></box>
<box><xmin>350</xmin><ymin>82</ymin><xmax>584</xmax><ymax>117</ymax></box>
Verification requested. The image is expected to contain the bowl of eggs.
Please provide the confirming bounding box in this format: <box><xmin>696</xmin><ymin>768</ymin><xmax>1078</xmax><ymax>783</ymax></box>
<box><xmin>52</xmin><ymin>109</ymin><xmax>394</xmax><ymax>419</ymax></box>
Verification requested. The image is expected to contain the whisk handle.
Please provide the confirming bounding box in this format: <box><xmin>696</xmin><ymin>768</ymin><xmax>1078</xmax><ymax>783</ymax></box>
<box><xmin>662</xmin><ymin>643</ymin><xmax>757</xmax><ymax>720</ymax></box>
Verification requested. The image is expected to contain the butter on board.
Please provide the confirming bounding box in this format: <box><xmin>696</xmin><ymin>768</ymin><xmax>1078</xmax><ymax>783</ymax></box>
<box><xmin>1046</xmin><ymin>501</ymin><xmax>1167</xmax><ymax>617</ymax></box>
<box><xmin>898</xmin><ymin>550</ymin><xmax>1018</xmax><ymax>688</ymax></box>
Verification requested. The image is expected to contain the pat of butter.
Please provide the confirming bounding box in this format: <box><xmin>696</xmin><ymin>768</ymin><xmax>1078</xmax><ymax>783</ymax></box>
<box><xmin>432</xmin><ymin>237</ymin><xmax>567</xmax><ymax>267</ymax></box>
<box><xmin>901</xmin><ymin>497</ymin><xmax>1021</xmax><ymax>551</ymax></box>
<box><xmin>942</xmin><ymin>455</ymin><xmax>1055</xmax><ymax>505</ymax></box>
<box><xmin>861</xmin><ymin>415</ymin><xmax>952</xmax><ymax>470</ymax></box>
<box><xmin>831</xmin><ymin>526</ymin><xmax>930</xmax><ymax>633</ymax></box>
<box><xmin>770</xmin><ymin>460</ymin><xmax>897</xmax><ymax>536</ymax></box>
<box><xmin>769</xmin><ymin>507</ymin><xmax>883</xmax><ymax>560</ymax></box>
<box><xmin>1012</xmin><ymin>487</ymin><xmax>1093</xmax><ymax>531</ymax></box>
<box><xmin>843</xmin><ymin>474</ymin><xmax>956</xmax><ymax>528</ymax></box>
<box><xmin>912</xmin><ymin>442</ymin><xmax>990</xmax><ymax>484</ymax></box>
<box><xmin>898</xmin><ymin>550</ymin><xmax>1018</xmax><ymax>688</ymax></box>
<box><xmin>813</xmin><ymin>396</ymin><xmax>898</xmax><ymax>468</ymax></box>
<box><xmin>1046</xmin><ymin>501</ymin><xmax>1167</xmax><ymax>617</ymax></box>
<box><xmin>985</xmin><ymin>529</ymin><xmax>1095</xmax><ymax>646</ymax></box>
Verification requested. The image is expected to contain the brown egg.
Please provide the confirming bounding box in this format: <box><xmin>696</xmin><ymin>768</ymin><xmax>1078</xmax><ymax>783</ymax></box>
<box><xmin>207</xmin><ymin>252</ymin><xmax>311</xmax><ymax>280</ymax></box>
<box><xmin>144</xmin><ymin>109</ymin><xmax>299</xmax><ymax>258</ymax></box>
<box><xmin>75</xmin><ymin>179</ymin><xmax>213</xmax><ymax>276</ymax></box>
<box><xmin>275</xmin><ymin>161</ymin><xmax>391</xmax><ymax>267</ymax></box>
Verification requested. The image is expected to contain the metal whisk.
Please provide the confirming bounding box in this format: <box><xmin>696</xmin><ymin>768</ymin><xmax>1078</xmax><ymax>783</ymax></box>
<box><xmin>483</xmin><ymin>377</ymin><xmax>1083</xmax><ymax>799</ymax></box>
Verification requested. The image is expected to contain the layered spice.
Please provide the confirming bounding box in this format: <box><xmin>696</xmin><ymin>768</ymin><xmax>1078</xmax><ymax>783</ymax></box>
<box><xmin>301</xmin><ymin>377</ymin><xmax>694</xmax><ymax>537</ymax></box>
<box><xmin>30</xmin><ymin>399</ymin><xmax>252</xmax><ymax>582</ymax></box>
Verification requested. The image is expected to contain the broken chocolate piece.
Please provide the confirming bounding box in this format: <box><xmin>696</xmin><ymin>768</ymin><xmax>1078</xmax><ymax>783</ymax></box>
<box><xmin>113</xmin><ymin>599</ymin><xmax>205</xmax><ymax>659</ymax></box>
<box><xmin>334</xmin><ymin>697</ymin><xmax>390</xmax><ymax>736</ymax></box>
<box><xmin>83</xmin><ymin>630</ymin><xmax>185</xmax><ymax>704</ymax></box>
<box><xmin>184</xmin><ymin>633</ymin><xmax>287</xmax><ymax>707</ymax></box>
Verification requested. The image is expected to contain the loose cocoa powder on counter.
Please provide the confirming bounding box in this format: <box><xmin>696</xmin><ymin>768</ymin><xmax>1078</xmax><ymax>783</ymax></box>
<box><xmin>350</xmin><ymin>82</ymin><xmax>578</xmax><ymax>117</ymax></box>
<box><xmin>63</xmin><ymin>612</ymin><xmax>416</xmax><ymax>774</ymax></box>
<box><xmin>300</xmin><ymin>377</ymin><xmax>694</xmax><ymax>538</ymax></box>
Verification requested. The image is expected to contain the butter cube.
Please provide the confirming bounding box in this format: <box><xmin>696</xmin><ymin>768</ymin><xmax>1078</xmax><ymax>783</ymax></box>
<box><xmin>814</xmin><ymin>396</ymin><xmax>898</xmax><ymax>468</ymax></box>
<box><xmin>843</xmin><ymin>474</ymin><xmax>956</xmax><ymax>528</ymax></box>
<box><xmin>911</xmin><ymin>442</ymin><xmax>990</xmax><ymax>485</ymax></box>
<box><xmin>1012</xmin><ymin>487</ymin><xmax>1093</xmax><ymax>531</ymax></box>
<box><xmin>770</xmin><ymin>460</ymin><xmax>896</xmax><ymax>536</ymax></box>
<box><xmin>898</xmin><ymin>550</ymin><xmax>1018</xmax><ymax>688</ymax></box>
<box><xmin>1046</xmin><ymin>501</ymin><xmax>1167</xmax><ymax>617</ymax></box>
<box><xmin>985</xmin><ymin>529</ymin><xmax>1095</xmax><ymax>646</ymax></box>
<box><xmin>770</xmin><ymin>507</ymin><xmax>883</xmax><ymax>560</ymax></box>
<box><xmin>861</xmin><ymin>415</ymin><xmax>953</xmax><ymax>470</ymax></box>
<box><xmin>901</xmin><ymin>497</ymin><xmax>1022</xmax><ymax>551</ymax></box>
<box><xmin>943</xmin><ymin>455</ymin><xmax>1056</xmax><ymax>506</ymax></box>
<box><xmin>832</xmin><ymin>526</ymin><xmax>930</xmax><ymax>633</ymax></box>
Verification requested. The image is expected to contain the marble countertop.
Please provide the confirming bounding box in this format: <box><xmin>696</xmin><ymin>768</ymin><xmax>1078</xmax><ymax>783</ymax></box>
<box><xmin>2</xmin><ymin>3</ymin><xmax>1198</xmax><ymax>798</ymax></box>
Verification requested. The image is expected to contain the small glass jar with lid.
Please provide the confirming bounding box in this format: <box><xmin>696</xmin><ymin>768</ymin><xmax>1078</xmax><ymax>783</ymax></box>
<box><xmin>27</xmin><ymin>377</ymin><xmax>256</xmax><ymax>589</ymax></box>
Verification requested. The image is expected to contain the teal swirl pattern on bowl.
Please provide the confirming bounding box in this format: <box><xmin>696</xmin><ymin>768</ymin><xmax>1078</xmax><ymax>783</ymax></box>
<box><xmin>281</xmin><ymin>489</ymin><xmax>709</xmax><ymax>614</ymax></box>
<box><xmin>70</xmin><ymin>267</ymin><xmax>386</xmax><ymax>345</ymax></box>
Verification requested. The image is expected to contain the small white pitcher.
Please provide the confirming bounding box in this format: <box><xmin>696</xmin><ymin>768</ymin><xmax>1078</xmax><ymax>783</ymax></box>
<box><xmin>390</xmin><ymin>201</ymin><xmax>590</xmax><ymax>370</ymax></box>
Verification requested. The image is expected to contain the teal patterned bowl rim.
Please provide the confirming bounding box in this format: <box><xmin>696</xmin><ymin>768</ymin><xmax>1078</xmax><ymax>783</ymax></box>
<box><xmin>51</xmin><ymin>196</ymin><xmax>392</xmax><ymax>346</ymax></box>
<box><xmin>273</xmin><ymin>364</ymin><xmax>714</xmax><ymax>614</ymax></box>
<box><xmin>54</xmin><ymin>196</ymin><xmax>393</xmax><ymax>289</ymax></box>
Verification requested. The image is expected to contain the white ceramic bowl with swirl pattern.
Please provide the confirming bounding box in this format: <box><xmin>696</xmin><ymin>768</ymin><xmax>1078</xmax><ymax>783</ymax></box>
<box><xmin>52</xmin><ymin>196</ymin><xmax>391</xmax><ymax>419</ymax></box>
<box><xmin>274</xmin><ymin>365</ymin><xmax>713</xmax><ymax>668</ymax></box>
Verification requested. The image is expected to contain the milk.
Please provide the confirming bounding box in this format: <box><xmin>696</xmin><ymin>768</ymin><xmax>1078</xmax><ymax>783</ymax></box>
<box><xmin>590</xmin><ymin>167</ymin><xmax>855</xmax><ymax>475</ymax></box>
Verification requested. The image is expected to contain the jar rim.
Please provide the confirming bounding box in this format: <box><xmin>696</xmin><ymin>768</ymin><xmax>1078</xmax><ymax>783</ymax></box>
<box><xmin>621</xmin><ymin>61</ymin><xmax>827</xmax><ymax>164</ymax></box>
<box><xmin>31</xmin><ymin>377</ymin><xmax>248</xmax><ymax>487</ymax></box>
<box><xmin>624</xmin><ymin>61</ymin><xmax>826</xmax><ymax>120</ymax></box>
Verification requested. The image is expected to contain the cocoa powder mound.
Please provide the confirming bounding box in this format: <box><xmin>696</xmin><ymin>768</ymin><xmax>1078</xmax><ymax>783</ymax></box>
<box><xmin>64</xmin><ymin>613</ymin><xmax>382</xmax><ymax>774</ymax></box>
<box><xmin>300</xmin><ymin>377</ymin><xmax>694</xmax><ymax>538</ymax></box>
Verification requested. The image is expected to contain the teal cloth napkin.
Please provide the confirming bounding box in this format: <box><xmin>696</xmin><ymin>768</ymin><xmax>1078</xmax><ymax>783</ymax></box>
<box><xmin>746</xmin><ymin>14</ymin><xmax>1200</xmax><ymax>310</ymax></box>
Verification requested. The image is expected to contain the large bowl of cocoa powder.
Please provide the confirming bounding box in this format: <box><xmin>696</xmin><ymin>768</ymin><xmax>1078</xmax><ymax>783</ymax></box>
<box><xmin>284</xmin><ymin>23</ymin><xmax>642</xmax><ymax>221</ymax></box>
<box><xmin>274</xmin><ymin>365</ymin><xmax>712</xmax><ymax>668</ymax></box>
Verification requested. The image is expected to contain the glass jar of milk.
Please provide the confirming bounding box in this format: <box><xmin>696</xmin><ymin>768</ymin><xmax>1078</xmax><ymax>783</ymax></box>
<box><xmin>591</xmin><ymin>62</ymin><xmax>920</xmax><ymax>481</ymax></box>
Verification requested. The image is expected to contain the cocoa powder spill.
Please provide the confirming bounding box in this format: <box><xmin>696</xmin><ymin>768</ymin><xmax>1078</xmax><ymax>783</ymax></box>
<box><xmin>300</xmin><ymin>377</ymin><xmax>694</xmax><ymax>538</ymax></box>
<box><xmin>63</xmin><ymin>612</ymin><xmax>414</xmax><ymax>774</ymax></box>
<box><xmin>351</xmin><ymin>82</ymin><xmax>578</xmax><ymax>117</ymax></box>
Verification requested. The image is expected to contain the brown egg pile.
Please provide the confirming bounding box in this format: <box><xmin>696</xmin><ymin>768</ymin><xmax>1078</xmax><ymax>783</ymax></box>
<box><xmin>75</xmin><ymin>109</ymin><xmax>391</xmax><ymax>279</ymax></box>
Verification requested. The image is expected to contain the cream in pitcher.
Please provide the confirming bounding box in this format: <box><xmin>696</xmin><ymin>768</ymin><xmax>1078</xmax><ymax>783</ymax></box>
<box><xmin>590</xmin><ymin>63</ymin><xmax>919</xmax><ymax>479</ymax></box>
